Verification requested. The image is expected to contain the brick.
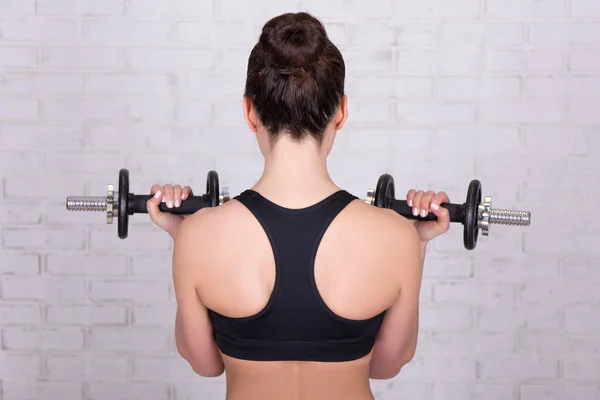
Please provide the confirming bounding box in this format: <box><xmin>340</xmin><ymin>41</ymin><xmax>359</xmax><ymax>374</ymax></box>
<box><xmin>300</xmin><ymin>0</ymin><xmax>393</xmax><ymax>19</ymax></box>
<box><xmin>527</xmin><ymin>76</ymin><xmax>600</xmax><ymax>98</ymax></box>
<box><xmin>397</xmin><ymin>102</ymin><xmax>477</xmax><ymax>124</ymax></box>
<box><xmin>485</xmin><ymin>0</ymin><xmax>567</xmax><ymax>20</ymax></box>
<box><xmin>128</xmin><ymin>48</ymin><xmax>215</xmax><ymax>71</ymax></box>
<box><xmin>347</xmin><ymin>22</ymin><xmax>395</xmax><ymax>46</ymax></box>
<box><xmin>432</xmin><ymin>127</ymin><xmax>521</xmax><ymax>154</ymax></box>
<box><xmin>87</xmin><ymin>73</ymin><xmax>174</xmax><ymax>95</ymax></box>
<box><xmin>46</xmin><ymin>354</ymin><xmax>128</xmax><ymax>378</ymax></box>
<box><xmin>40</xmin><ymin>99</ymin><xmax>127</xmax><ymax>123</ymax></box>
<box><xmin>396</xmin><ymin>49</ymin><xmax>481</xmax><ymax>73</ymax></box>
<box><xmin>87</xmin><ymin>126</ymin><xmax>171</xmax><ymax>152</ymax></box>
<box><xmin>44</xmin><ymin>152</ymin><xmax>125</xmax><ymax>174</ymax></box>
<box><xmin>0</xmin><ymin>125</ymin><xmax>84</xmax><ymax>150</ymax></box>
<box><xmin>394</xmin><ymin>23</ymin><xmax>438</xmax><ymax>46</ymax></box>
<box><xmin>2</xmin><ymin>227</ymin><xmax>86</xmax><ymax>250</ymax></box>
<box><xmin>478</xmin><ymin>305</ymin><xmax>561</xmax><ymax>332</ymax></box>
<box><xmin>133</xmin><ymin>304</ymin><xmax>175</xmax><ymax>326</ymax></box>
<box><xmin>422</xmin><ymin>257</ymin><xmax>474</xmax><ymax>279</ymax></box>
<box><xmin>0</xmin><ymin>72</ymin><xmax>84</xmax><ymax>94</ymax></box>
<box><xmin>215</xmin><ymin>48</ymin><xmax>251</xmax><ymax>73</ymax></box>
<box><xmin>41</xmin><ymin>47</ymin><xmax>126</xmax><ymax>69</ymax></box>
<box><xmin>47</xmin><ymin>305</ymin><xmax>127</xmax><ymax>326</ymax></box>
<box><xmin>217</xmin><ymin>0</ymin><xmax>299</xmax><ymax>19</ymax></box>
<box><xmin>2</xmin><ymin>327</ymin><xmax>84</xmax><ymax>350</ymax></box>
<box><xmin>563</xmin><ymin>256</ymin><xmax>600</xmax><ymax>281</ymax></box>
<box><xmin>89</xmin><ymin>279</ymin><xmax>170</xmax><ymax>302</ymax></box>
<box><xmin>0</xmin><ymin>0</ymin><xmax>35</xmax><ymax>15</ymax></box>
<box><xmin>479</xmin><ymin>357</ymin><xmax>558</xmax><ymax>380</ymax></box>
<box><xmin>419</xmin><ymin>306</ymin><xmax>472</xmax><ymax>333</ymax></box>
<box><xmin>563</xmin><ymin>357</ymin><xmax>600</xmax><ymax>380</ymax></box>
<box><xmin>0</xmin><ymin>201</ymin><xmax>42</xmax><ymax>224</ymax></box>
<box><xmin>2</xmin><ymin>381</ymin><xmax>83</xmax><ymax>399</ymax></box>
<box><xmin>373</xmin><ymin>382</ymin><xmax>431</xmax><ymax>400</ymax></box>
<box><xmin>529</xmin><ymin>23</ymin><xmax>600</xmax><ymax>46</ymax></box>
<box><xmin>439</xmin><ymin>23</ymin><xmax>523</xmax><ymax>46</ymax></box>
<box><xmin>430</xmin><ymin>332</ymin><xmax>515</xmax><ymax>356</ymax></box>
<box><xmin>571</xmin><ymin>0</ymin><xmax>600</xmax><ymax>17</ymax></box>
<box><xmin>0</xmin><ymin>47</ymin><xmax>37</xmax><ymax>68</ymax></box>
<box><xmin>565</xmin><ymin>305</ymin><xmax>600</xmax><ymax>333</ymax></box>
<box><xmin>525</xmin><ymin>232</ymin><xmax>599</xmax><ymax>253</ymax></box>
<box><xmin>0</xmin><ymin>253</ymin><xmax>40</xmax><ymax>275</ymax></box>
<box><xmin>567</xmin><ymin>154</ymin><xmax>600</xmax><ymax>175</ymax></box>
<box><xmin>480</xmin><ymin>100</ymin><xmax>564</xmax><ymax>123</ymax></box>
<box><xmin>569</xmin><ymin>100</ymin><xmax>600</xmax><ymax>123</ymax></box>
<box><xmin>0</xmin><ymin>303</ymin><xmax>42</xmax><ymax>325</ymax></box>
<box><xmin>474</xmin><ymin>256</ymin><xmax>559</xmax><ymax>281</ymax></box>
<box><xmin>0</xmin><ymin>99</ymin><xmax>38</xmax><ymax>120</ymax></box>
<box><xmin>521</xmin><ymin>281</ymin><xmax>600</xmax><ymax>304</ymax></box>
<box><xmin>173</xmin><ymin>21</ymin><xmax>258</xmax><ymax>46</ymax></box>
<box><xmin>0</xmin><ymin>353</ymin><xmax>42</xmax><ymax>378</ymax></box>
<box><xmin>348</xmin><ymin>102</ymin><xmax>395</xmax><ymax>123</ymax></box>
<box><xmin>130</xmin><ymin>255</ymin><xmax>172</xmax><ymax>277</ymax></box>
<box><xmin>569</xmin><ymin>50</ymin><xmax>600</xmax><ymax>70</ymax></box>
<box><xmin>126</xmin><ymin>0</ymin><xmax>213</xmax><ymax>18</ymax></box>
<box><xmin>2</xmin><ymin>277</ymin><xmax>85</xmax><ymax>301</ymax></box>
<box><xmin>82</xmin><ymin>20</ymin><xmax>173</xmax><ymax>44</ymax></box>
<box><xmin>343</xmin><ymin>49</ymin><xmax>394</xmax><ymax>73</ymax></box>
<box><xmin>521</xmin><ymin>385</ymin><xmax>600</xmax><ymax>400</ymax></box>
<box><xmin>175</xmin><ymin>73</ymin><xmax>245</xmax><ymax>99</ymax></box>
<box><xmin>175</xmin><ymin>101</ymin><xmax>213</xmax><ymax>125</ymax></box>
<box><xmin>133</xmin><ymin>356</ymin><xmax>196</xmax><ymax>379</ymax></box>
<box><xmin>46</xmin><ymin>254</ymin><xmax>127</xmax><ymax>276</ymax></box>
<box><xmin>434</xmin><ymin>282</ymin><xmax>517</xmax><ymax>305</ymax></box>
<box><xmin>522</xmin><ymin>126</ymin><xmax>587</xmax><ymax>154</ymax></box>
<box><xmin>485</xmin><ymin>49</ymin><xmax>564</xmax><ymax>72</ymax></box>
<box><xmin>433</xmin><ymin>384</ymin><xmax>513</xmax><ymax>400</ymax></box>
<box><xmin>175</xmin><ymin>382</ymin><xmax>227</xmax><ymax>400</ymax></box>
<box><xmin>394</xmin><ymin>0</ymin><xmax>480</xmax><ymax>18</ymax></box>
<box><xmin>395</xmin><ymin>357</ymin><xmax>477</xmax><ymax>381</ymax></box>
<box><xmin>4</xmin><ymin>176</ymin><xmax>85</xmax><ymax>199</ymax></box>
<box><xmin>37</xmin><ymin>0</ymin><xmax>124</xmax><ymax>16</ymax></box>
<box><xmin>89</xmin><ymin>327</ymin><xmax>171</xmax><ymax>352</ymax></box>
<box><xmin>436</xmin><ymin>76</ymin><xmax>521</xmax><ymax>98</ymax></box>
<box><xmin>88</xmin><ymin>382</ymin><xmax>170</xmax><ymax>400</ymax></box>
<box><xmin>0</xmin><ymin>19</ymin><xmax>79</xmax><ymax>42</ymax></box>
<box><xmin>347</xmin><ymin>76</ymin><xmax>433</xmax><ymax>99</ymax></box>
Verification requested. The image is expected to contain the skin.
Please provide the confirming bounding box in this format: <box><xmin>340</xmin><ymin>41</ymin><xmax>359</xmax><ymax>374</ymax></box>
<box><xmin>146</xmin><ymin>95</ymin><xmax>451</xmax><ymax>400</ymax></box>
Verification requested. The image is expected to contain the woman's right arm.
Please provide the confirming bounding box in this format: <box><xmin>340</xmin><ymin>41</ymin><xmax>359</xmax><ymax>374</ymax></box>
<box><xmin>369</xmin><ymin>190</ymin><xmax>451</xmax><ymax>379</ymax></box>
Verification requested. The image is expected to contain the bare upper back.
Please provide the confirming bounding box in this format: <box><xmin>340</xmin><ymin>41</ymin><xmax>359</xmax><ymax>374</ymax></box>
<box><xmin>190</xmin><ymin>192</ymin><xmax>417</xmax><ymax>324</ymax></box>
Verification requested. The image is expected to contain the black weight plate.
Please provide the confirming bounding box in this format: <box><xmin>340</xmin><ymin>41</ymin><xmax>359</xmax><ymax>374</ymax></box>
<box><xmin>463</xmin><ymin>179</ymin><xmax>481</xmax><ymax>250</ymax></box>
<box><xmin>206</xmin><ymin>170</ymin><xmax>219</xmax><ymax>207</ymax></box>
<box><xmin>118</xmin><ymin>169</ymin><xmax>129</xmax><ymax>239</ymax></box>
<box><xmin>374</xmin><ymin>174</ymin><xmax>395</xmax><ymax>209</ymax></box>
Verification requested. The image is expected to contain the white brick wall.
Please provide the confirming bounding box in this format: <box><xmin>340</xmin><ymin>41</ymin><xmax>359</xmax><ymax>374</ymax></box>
<box><xmin>0</xmin><ymin>0</ymin><xmax>598</xmax><ymax>399</ymax></box>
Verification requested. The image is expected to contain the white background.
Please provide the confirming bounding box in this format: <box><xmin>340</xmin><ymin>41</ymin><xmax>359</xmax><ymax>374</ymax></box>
<box><xmin>0</xmin><ymin>0</ymin><xmax>599</xmax><ymax>399</ymax></box>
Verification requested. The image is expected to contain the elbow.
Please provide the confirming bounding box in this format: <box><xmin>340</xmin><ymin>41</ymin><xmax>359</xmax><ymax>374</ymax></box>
<box><xmin>369</xmin><ymin>349</ymin><xmax>417</xmax><ymax>380</ymax></box>
<box><xmin>188</xmin><ymin>357</ymin><xmax>225</xmax><ymax>378</ymax></box>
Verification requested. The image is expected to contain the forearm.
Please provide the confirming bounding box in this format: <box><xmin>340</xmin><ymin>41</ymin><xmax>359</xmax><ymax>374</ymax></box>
<box><xmin>175</xmin><ymin>309</ymin><xmax>192</xmax><ymax>361</ymax></box>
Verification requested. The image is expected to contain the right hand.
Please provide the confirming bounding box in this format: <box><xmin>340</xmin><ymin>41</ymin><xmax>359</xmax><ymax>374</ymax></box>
<box><xmin>146</xmin><ymin>184</ymin><xmax>194</xmax><ymax>238</ymax></box>
<box><xmin>406</xmin><ymin>189</ymin><xmax>451</xmax><ymax>243</ymax></box>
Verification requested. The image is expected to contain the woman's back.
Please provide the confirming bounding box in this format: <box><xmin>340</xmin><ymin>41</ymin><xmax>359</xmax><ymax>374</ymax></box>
<box><xmin>183</xmin><ymin>188</ymin><xmax>418</xmax><ymax>400</ymax></box>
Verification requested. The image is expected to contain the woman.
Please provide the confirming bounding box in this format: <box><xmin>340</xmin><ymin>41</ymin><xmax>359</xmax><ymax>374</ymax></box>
<box><xmin>147</xmin><ymin>12</ymin><xmax>450</xmax><ymax>400</ymax></box>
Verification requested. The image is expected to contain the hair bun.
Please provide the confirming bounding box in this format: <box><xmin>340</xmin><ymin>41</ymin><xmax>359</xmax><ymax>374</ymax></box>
<box><xmin>260</xmin><ymin>12</ymin><xmax>328</xmax><ymax>68</ymax></box>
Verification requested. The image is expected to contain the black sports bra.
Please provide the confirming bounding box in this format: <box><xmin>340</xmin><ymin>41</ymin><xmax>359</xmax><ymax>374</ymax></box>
<box><xmin>208</xmin><ymin>189</ymin><xmax>386</xmax><ymax>362</ymax></box>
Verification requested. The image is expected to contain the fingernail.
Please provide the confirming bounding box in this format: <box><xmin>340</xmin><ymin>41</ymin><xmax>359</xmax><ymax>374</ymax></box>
<box><xmin>162</xmin><ymin>197</ymin><xmax>166</xmax><ymax>203</ymax></box>
<box><xmin>431</xmin><ymin>203</ymin><xmax>440</xmax><ymax>210</ymax></box>
<box><xmin>167</xmin><ymin>200</ymin><xmax>173</xmax><ymax>208</ymax></box>
<box><xmin>181</xmin><ymin>193</ymin><xmax>186</xmax><ymax>200</ymax></box>
<box><xmin>154</xmin><ymin>191</ymin><xmax>162</xmax><ymax>199</ymax></box>
<box><xmin>175</xmin><ymin>199</ymin><xmax>181</xmax><ymax>207</ymax></box>
<box><xmin>420</xmin><ymin>209</ymin><xmax>427</xmax><ymax>218</ymax></box>
<box><xmin>408</xmin><ymin>199</ymin><xmax>413</xmax><ymax>207</ymax></box>
<box><xmin>413</xmin><ymin>208</ymin><xmax>419</xmax><ymax>216</ymax></box>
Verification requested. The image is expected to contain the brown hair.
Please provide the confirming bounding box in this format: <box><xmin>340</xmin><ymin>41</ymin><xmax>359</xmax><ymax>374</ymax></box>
<box><xmin>244</xmin><ymin>12</ymin><xmax>346</xmax><ymax>145</ymax></box>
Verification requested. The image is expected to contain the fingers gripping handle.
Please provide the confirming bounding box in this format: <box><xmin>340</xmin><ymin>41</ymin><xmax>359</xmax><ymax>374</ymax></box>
<box><xmin>391</xmin><ymin>200</ymin><xmax>465</xmax><ymax>223</ymax></box>
<box><xmin>129</xmin><ymin>194</ymin><xmax>208</xmax><ymax>215</ymax></box>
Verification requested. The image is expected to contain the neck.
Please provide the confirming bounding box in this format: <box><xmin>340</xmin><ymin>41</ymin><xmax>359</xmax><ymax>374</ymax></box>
<box><xmin>253</xmin><ymin>135</ymin><xmax>339</xmax><ymax>203</ymax></box>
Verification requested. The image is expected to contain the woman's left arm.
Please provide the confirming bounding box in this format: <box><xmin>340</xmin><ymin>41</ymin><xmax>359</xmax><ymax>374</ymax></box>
<box><xmin>172</xmin><ymin>219</ymin><xmax>225</xmax><ymax>377</ymax></box>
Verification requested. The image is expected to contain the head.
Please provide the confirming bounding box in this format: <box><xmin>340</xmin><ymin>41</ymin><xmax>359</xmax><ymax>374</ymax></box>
<box><xmin>243</xmin><ymin>12</ymin><xmax>348</xmax><ymax>158</ymax></box>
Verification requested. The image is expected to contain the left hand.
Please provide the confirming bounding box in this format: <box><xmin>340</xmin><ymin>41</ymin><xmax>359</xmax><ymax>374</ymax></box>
<box><xmin>146</xmin><ymin>184</ymin><xmax>194</xmax><ymax>238</ymax></box>
<box><xmin>405</xmin><ymin>189</ymin><xmax>451</xmax><ymax>243</ymax></box>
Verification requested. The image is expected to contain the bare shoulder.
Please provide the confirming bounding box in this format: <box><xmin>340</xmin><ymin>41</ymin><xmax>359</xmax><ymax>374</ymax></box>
<box><xmin>346</xmin><ymin>199</ymin><xmax>421</xmax><ymax>252</ymax></box>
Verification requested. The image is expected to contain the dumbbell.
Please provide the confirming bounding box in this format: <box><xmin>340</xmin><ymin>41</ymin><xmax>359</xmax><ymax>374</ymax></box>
<box><xmin>65</xmin><ymin>169</ymin><xmax>230</xmax><ymax>239</ymax></box>
<box><xmin>365</xmin><ymin>174</ymin><xmax>531</xmax><ymax>250</ymax></box>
